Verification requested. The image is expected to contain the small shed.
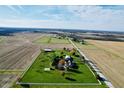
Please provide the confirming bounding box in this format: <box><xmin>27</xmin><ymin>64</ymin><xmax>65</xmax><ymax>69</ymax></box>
<box><xmin>44</xmin><ymin>48</ymin><xmax>53</xmax><ymax>52</ymax></box>
<box><xmin>44</xmin><ymin>68</ymin><xmax>50</xmax><ymax>71</ymax></box>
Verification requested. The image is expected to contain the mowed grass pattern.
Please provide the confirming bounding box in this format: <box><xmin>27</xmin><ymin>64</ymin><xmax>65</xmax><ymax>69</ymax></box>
<box><xmin>20</xmin><ymin>50</ymin><xmax>98</xmax><ymax>83</ymax></box>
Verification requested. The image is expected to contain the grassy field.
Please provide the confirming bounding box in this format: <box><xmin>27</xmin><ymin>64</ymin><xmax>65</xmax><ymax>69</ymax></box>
<box><xmin>34</xmin><ymin>36</ymin><xmax>51</xmax><ymax>44</ymax></box>
<box><xmin>0</xmin><ymin>37</ymin><xmax>1</xmax><ymax>42</ymax></box>
<box><xmin>16</xmin><ymin>49</ymin><xmax>107</xmax><ymax>88</ymax></box>
<box><xmin>0</xmin><ymin>37</ymin><xmax>4</xmax><ymax>43</ymax></box>
<box><xmin>74</xmin><ymin>40</ymin><xmax>124</xmax><ymax>87</ymax></box>
<box><xmin>51</xmin><ymin>37</ymin><xmax>69</xmax><ymax>44</ymax></box>
<box><xmin>34</xmin><ymin>36</ymin><xmax>69</xmax><ymax>44</ymax></box>
<box><xmin>14</xmin><ymin>83</ymin><xmax>106</xmax><ymax>88</ymax></box>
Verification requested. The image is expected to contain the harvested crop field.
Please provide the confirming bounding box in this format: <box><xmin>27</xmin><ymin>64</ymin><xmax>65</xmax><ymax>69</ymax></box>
<box><xmin>0</xmin><ymin>44</ymin><xmax>40</xmax><ymax>70</ymax></box>
<box><xmin>0</xmin><ymin>74</ymin><xmax>18</xmax><ymax>87</ymax></box>
<box><xmin>0</xmin><ymin>32</ymin><xmax>44</xmax><ymax>87</ymax></box>
<box><xmin>75</xmin><ymin>40</ymin><xmax>124</xmax><ymax>87</ymax></box>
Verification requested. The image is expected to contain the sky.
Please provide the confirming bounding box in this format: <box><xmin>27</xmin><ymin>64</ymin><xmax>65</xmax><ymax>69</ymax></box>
<box><xmin>0</xmin><ymin>5</ymin><xmax>124</xmax><ymax>32</ymax></box>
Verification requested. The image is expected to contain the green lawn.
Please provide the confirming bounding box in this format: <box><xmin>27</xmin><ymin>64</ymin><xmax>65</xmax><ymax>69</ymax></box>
<box><xmin>14</xmin><ymin>83</ymin><xmax>107</xmax><ymax>88</ymax></box>
<box><xmin>17</xmin><ymin>50</ymin><xmax>107</xmax><ymax>88</ymax></box>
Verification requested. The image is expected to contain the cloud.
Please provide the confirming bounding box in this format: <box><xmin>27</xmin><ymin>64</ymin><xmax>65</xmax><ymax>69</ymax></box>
<box><xmin>17</xmin><ymin>5</ymin><xmax>24</xmax><ymax>11</ymax></box>
<box><xmin>0</xmin><ymin>5</ymin><xmax>124</xmax><ymax>31</ymax></box>
<box><xmin>7</xmin><ymin>5</ymin><xmax>21</xmax><ymax>14</ymax></box>
<box><xmin>66</xmin><ymin>6</ymin><xmax>124</xmax><ymax>23</ymax></box>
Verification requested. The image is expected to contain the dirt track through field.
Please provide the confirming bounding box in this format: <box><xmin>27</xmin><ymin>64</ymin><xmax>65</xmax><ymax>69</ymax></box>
<box><xmin>76</xmin><ymin>40</ymin><xmax>124</xmax><ymax>87</ymax></box>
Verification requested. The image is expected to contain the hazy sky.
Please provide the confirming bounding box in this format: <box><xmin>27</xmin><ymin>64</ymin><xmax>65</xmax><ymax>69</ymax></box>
<box><xmin>0</xmin><ymin>5</ymin><xmax>124</xmax><ymax>32</ymax></box>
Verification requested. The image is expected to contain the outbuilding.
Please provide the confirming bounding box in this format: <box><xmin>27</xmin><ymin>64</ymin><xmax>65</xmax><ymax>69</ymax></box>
<box><xmin>44</xmin><ymin>48</ymin><xmax>53</xmax><ymax>52</ymax></box>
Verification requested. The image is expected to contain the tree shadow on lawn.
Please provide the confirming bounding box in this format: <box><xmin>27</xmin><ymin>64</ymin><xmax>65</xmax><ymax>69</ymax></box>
<box><xmin>21</xmin><ymin>84</ymin><xmax>30</xmax><ymax>88</ymax></box>
<box><xmin>68</xmin><ymin>69</ymin><xmax>82</xmax><ymax>74</ymax></box>
<box><xmin>36</xmin><ymin>69</ymin><xmax>43</xmax><ymax>73</ymax></box>
<box><xmin>65</xmin><ymin>77</ymin><xmax>76</xmax><ymax>81</ymax></box>
<box><xmin>36</xmin><ymin>69</ymin><xmax>53</xmax><ymax>74</ymax></box>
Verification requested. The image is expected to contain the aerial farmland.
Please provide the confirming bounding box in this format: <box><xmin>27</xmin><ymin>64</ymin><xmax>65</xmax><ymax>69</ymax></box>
<box><xmin>0</xmin><ymin>29</ymin><xmax>124</xmax><ymax>88</ymax></box>
<box><xmin>0</xmin><ymin>31</ymin><xmax>107</xmax><ymax>88</ymax></box>
<box><xmin>0</xmin><ymin>5</ymin><xmax>124</xmax><ymax>90</ymax></box>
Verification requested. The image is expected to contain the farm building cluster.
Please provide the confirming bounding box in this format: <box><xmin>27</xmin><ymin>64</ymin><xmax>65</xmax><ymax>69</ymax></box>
<box><xmin>44</xmin><ymin>48</ymin><xmax>79</xmax><ymax>72</ymax></box>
